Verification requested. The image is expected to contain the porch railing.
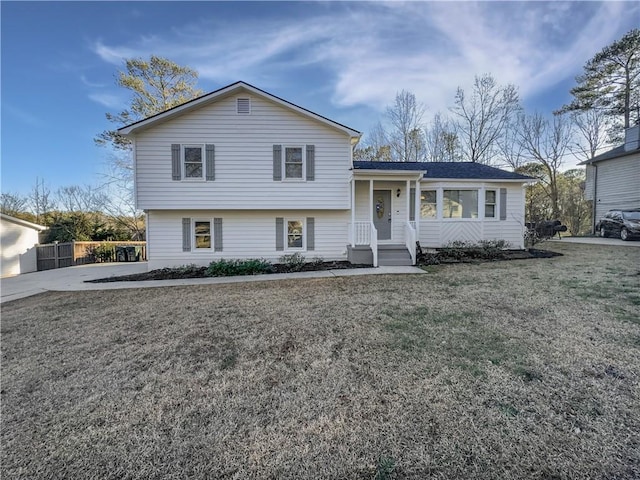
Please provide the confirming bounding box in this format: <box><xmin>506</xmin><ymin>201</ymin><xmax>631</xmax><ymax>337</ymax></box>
<box><xmin>350</xmin><ymin>222</ymin><xmax>371</xmax><ymax>245</ymax></box>
<box><xmin>348</xmin><ymin>221</ymin><xmax>378</xmax><ymax>267</ymax></box>
<box><xmin>404</xmin><ymin>221</ymin><xmax>417</xmax><ymax>265</ymax></box>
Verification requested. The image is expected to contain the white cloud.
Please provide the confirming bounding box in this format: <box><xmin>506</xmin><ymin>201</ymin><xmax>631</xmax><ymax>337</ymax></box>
<box><xmin>88</xmin><ymin>93</ymin><xmax>125</xmax><ymax>109</ymax></box>
<box><xmin>89</xmin><ymin>2</ymin><xmax>637</xmax><ymax>118</ymax></box>
<box><xmin>80</xmin><ymin>75</ymin><xmax>106</xmax><ymax>88</ymax></box>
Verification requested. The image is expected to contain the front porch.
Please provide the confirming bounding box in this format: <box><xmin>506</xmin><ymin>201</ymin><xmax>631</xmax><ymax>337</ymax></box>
<box><xmin>347</xmin><ymin>170</ymin><xmax>424</xmax><ymax>266</ymax></box>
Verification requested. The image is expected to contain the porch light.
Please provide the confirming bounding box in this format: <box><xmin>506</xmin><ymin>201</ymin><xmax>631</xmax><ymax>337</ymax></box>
<box><xmin>396</xmin><ymin>188</ymin><xmax>401</xmax><ymax>197</ymax></box>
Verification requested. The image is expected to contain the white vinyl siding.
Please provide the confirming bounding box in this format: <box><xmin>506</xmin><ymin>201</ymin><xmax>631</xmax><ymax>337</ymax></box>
<box><xmin>416</xmin><ymin>182</ymin><xmax>526</xmax><ymax>249</ymax></box>
<box><xmin>353</xmin><ymin>180</ymin><xmax>410</xmax><ymax>243</ymax></box>
<box><xmin>135</xmin><ymin>94</ymin><xmax>351</xmax><ymax>210</ymax></box>
<box><xmin>591</xmin><ymin>154</ymin><xmax>640</xmax><ymax>224</ymax></box>
<box><xmin>146</xmin><ymin>210</ymin><xmax>349</xmax><ymax>269</ymax></box>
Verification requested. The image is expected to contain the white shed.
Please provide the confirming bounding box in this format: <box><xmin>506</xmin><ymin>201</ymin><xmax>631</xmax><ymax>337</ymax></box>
<box><xmin>1</xmin><ymin>214</ymin><xmax>47</xmax><ymax>277</ymax></box>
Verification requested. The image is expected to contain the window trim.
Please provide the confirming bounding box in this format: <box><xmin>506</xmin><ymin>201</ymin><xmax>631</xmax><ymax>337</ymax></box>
<box><xmin>420</xmin><ymin>189</ymin><xmax>438</xmax><ymax>220</ymax></box>
<box><xmin>192</xmin><ymin>218</ymin><xmax>213</xmax><ymax>251</ymax></box>
<box><xmin>282</xmin><ymin>145</ymin><xmax>306</xmax><ymax>181</ymax></box>
<box><xmin>442</xmin><ymin>189</ymin><xmax>479</xmax><ymax>220</ymax></box>
<box><xmin>484</xmin><ymin>189</ymin><xmax>497</xmax><ymax>219</ymax></box>
<box><xmin>284</xmin><ymin>217</ymin><xmax>305</xmax><ymax>251</ymax></box>
<box><xmin>182</xmin><ymin>144</ymin><xmax>205</xmax><ymax>180</ymax></box>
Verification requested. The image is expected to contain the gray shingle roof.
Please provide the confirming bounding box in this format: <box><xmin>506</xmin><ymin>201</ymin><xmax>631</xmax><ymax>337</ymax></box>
<box><xmin>579</xmin><ymin>144</ymin><xmax>640</xmax><ymax>165</ymax></box>
<box><xmin>352</xmin><ymin>161</ymin><xmax>533</xmax><ymax>180</ymax></box>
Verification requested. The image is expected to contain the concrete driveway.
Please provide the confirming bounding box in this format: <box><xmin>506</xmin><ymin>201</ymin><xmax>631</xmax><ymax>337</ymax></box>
<box><xmin>548</xmin><ymin>236</ymin><xmax>640</xmax><ymax>247</ymax></box>
<box><xmin>1</xmin><ymin>263</ymin><xmax>148</xmax><ymax>303</ymax></box>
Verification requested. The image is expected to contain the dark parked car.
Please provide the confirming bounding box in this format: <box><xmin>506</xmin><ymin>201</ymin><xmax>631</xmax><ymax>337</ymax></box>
<box><xmin>596</xmin><ymin>209</ymin><xmax>640</xmax><ymax>241</ymax></box>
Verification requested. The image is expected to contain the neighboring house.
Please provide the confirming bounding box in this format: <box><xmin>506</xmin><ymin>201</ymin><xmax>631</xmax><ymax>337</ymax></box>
<box><xmin>119</xmin><ymin>81</ymin><xmax>532</xmax><ymax>269</ymax></box>
<box><xmin>0</xmin><ymin>213</ymin><xmax>47</xmax><ymax>277</ymax></box>
<box><xmin>581</xmin><ymin>125</ymin><xmax>640</xmax><ymax>233</ymax></box>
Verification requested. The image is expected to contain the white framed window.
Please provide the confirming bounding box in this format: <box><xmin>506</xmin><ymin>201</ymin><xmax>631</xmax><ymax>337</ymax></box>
<box><xmin>286</xmin><ymin>218</ymin><xmax>304</xmax><ymax>250</ymax></box>
<box><xmin>193</xmin><ymin>219</ymin><xmax>212</xmax><ymax>249</ymax></box>
<box><xmin>443</xmin><ymin>190</ymin><xmax>478</xmax><ymax>219</ymax></box>
<box><xmin>183</xmin><ymin>145</ymin><xmax>204</xmax><ymax>179</ymax></box>
<box><xmin>283</xmin><ymin>146</ymin><xmax>305</xmax><ymax>180</ymax></box>
<box><xmin>485</xmin><ymin>190</ymin><xmax>496</xmax><ymax>218</ymax></box>
<box><xmin>420</xmin><ymin>190</ymin><xmax>437</xmax><ymax>218</ymax></box>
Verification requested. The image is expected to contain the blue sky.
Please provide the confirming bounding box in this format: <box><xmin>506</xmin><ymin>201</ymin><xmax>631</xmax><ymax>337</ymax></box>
<box><xmin>1</xmin><ymin>1</ymin><xmax>638</xmax><ymax>198</ymax></box>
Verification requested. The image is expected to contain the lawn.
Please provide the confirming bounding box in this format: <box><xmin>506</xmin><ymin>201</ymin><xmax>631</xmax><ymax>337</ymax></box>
<box><xmin>2</xmin><ymin>242</ymin><xmax>639</xmax><ymax>479</ymax></box>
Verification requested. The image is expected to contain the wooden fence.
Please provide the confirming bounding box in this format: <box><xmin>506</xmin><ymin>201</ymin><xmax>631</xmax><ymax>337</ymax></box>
<box><xmin>36</xmin><ymin>241</ymin><xmax>147</xmax><ymax>271</ymax></box>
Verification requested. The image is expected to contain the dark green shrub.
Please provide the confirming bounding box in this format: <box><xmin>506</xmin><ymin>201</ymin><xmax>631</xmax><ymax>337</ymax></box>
<box><xmin>206</xmin><ymin>258</ymin><xmax>272</xmax><ymax>277</ymax></box>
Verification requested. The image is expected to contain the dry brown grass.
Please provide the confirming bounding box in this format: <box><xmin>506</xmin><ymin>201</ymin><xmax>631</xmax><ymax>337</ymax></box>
<box><xmin>2</xmin><ymin>242</ymin><xmax>639</xmax><ymax>479</ymax></box>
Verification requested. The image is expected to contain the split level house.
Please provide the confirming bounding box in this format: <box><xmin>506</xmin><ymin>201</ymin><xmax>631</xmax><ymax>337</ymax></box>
<box><xmin>118</xmin><ymin>81</ymin><xmax>532</xmax><ymax>269</ymax></box>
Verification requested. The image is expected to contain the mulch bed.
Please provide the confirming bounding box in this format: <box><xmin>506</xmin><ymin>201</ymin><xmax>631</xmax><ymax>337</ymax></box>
<box><xmin>87</xmin><ymin>261</ymin><xmax>368</xmax><ymax>283</ymax></box>
<box><xmin>88</xmin><ymin>249</ymin><xmax>561</xmax><ymax>283</ymax></box>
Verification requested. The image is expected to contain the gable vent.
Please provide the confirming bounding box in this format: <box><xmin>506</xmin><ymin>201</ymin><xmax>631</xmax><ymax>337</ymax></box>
<box><xmin>237</xmin><ymin>98</ymin><xmax>251</xmax><ymax>114</ymax></box>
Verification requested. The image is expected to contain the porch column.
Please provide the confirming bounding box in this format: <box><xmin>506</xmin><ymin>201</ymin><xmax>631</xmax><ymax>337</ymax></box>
<box><xmin>369</xmin><ymin>179</ymin><xmax>374</xmax><ymax>223</ymax></box>
<box><xmin>415</xmin><ymin>179</ymin><xmax>421</xmax><ymax>238</ymax></box>
<box><xmin>406</xmin><ymin>180</ymin><xmax>410</xmax><ymax>223</ymax></box>
<box><xmin>351</xmin><ymin>178</ymin><xmax>356</xmax><ymax>247</ymax></box>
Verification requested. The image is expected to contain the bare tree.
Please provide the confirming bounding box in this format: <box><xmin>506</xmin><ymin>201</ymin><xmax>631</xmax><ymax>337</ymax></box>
<box><xmin>497</xmin><ymin>118</ymin><xmax>526</xmax><ymax>170</ymax></box>
<box><xmin>386</xmin><ymin>90</ymin><xmax>427</xmax><ymax>161</ymax></box>
<box><xmin>570</xmin><ymin>110</ymin><xmax>611</xmax><ymax>161</ymax></box>
<box><xmin>354</xmin><ymin>121</ymin><xmax>393</xmax><ymax>161</ymax></box>
<box><xmin>424</xmin><ymin>112</ymin><xmax>462</xmax><ymax>162</ymax></box>
<box><xmin>451</xmin><ymin>74</ymin><xmax>521</xmax><ymax>164</ymax></box>
<box><xmin>518</xmin><ymin>113</ymin><xmax>573</xmax><ymax>219</ymax></box>
<box><xmin>29</xmin><ymin>177</ymin><xmax>55</xmax><ymax>225</ymax></box>
<box><xmin>1</xmin><ymin>192</ymin><xmax>29</xmax><ymax>217</ymax></box>
<box><xmin>56</xmin><ymin>185</ymin><xmax>103</xmax><ymax>213</ymax></box>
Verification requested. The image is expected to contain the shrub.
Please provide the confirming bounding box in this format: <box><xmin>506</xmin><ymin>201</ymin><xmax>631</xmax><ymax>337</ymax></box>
<box><xmin>205</xmin><ymin>258</ymin><xmax>272</xmax><ymax>277</ymax></box>
<box><xmin>437</xmin><ymin>239</ymin><xmax>511</xmax><ymax>262</ymax></box>
<box><xmin>278</xmin><ymin>253</ymin><xmax>306</xmax><ymax>272</ymax></box>
<box><xmin>89</xmin><ymin>243</ymin><xmax>115</xmax><ymax>263</ymax></box>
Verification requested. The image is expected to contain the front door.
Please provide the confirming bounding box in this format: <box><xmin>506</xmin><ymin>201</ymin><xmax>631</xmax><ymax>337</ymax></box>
<box><xmin>373</xmin><ymin>190</ymin><xmax>392</xmax><ymax>240</ymax></box>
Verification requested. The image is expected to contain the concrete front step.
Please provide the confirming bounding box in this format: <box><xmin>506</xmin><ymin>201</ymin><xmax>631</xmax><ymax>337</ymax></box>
<box><xmin>378</xmin><ymin>244</ymin><xmax>413</xmax><ymax>266</ymax></box>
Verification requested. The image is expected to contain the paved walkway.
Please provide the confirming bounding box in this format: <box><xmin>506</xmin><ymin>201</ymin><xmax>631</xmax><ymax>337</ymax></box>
<box><xmin>1</xmin><ymin>262</ymin><xmax>426</xmax><ymax>304</ymax></box>
<box><xmin>548</xmin><ymin>236</ymin><xmax>640</xmax><ymax>247</ymax></box>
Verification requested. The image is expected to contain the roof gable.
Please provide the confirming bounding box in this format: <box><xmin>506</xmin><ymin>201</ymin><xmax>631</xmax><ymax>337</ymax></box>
<box><xmin>118</xmin><ymin>81</ymin><xmax>361</xmax><ymax>139</ymax></box>
<box><xmin>352</xmin><ymin>161</ymin><xmax>533</xmax><ymax>181</ymax></box>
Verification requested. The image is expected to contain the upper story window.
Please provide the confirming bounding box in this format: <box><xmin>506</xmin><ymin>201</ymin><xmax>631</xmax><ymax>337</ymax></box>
<box><xmin>171</xmin><ymin>143</ymin><xmax>214</xmax><ymax>181</ymax></box>
<box><xmin>485</xmin><ymin>190</ymin><xmax>496</xmax><ymax>218</ymax></box>
<box><xmin>284</xmin><ymin>147</ymin><xmax>304</xmax><ymax>179</ymax></box>
<box><xmin>183</xmin><ymin>145</ymin><xmax>204</xmax><ymax>178</ymax></box>
<box><xmin>443</xmin><ymin>190</ymin><xmax>478</xmax><ymax>219</ymax></box>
